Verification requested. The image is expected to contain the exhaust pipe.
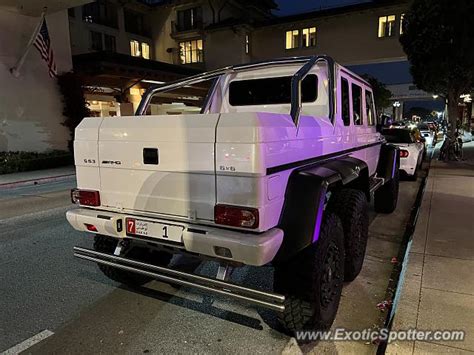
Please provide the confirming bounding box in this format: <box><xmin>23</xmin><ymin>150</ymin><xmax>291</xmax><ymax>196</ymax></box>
<box><xmin>73</xmin><ymin>246</ymin><xmax>285</xmax><ymax>312</ymax></box>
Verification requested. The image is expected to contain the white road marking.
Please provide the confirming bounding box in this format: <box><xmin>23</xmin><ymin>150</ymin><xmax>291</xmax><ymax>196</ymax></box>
<box><xmin>1</xmin><ymin>330</ymin><xmax>54</xmax><ymax>355</ymax></box>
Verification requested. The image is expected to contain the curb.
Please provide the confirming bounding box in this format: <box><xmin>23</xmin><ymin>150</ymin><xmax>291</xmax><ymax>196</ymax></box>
<box><xmin>376</xmin><ymin>151</ymin><xmax>434</xmax><ymax>354</ymax></box>
<box><xmin>0</xmin><ymin>173</ymin><xmax>76</xmax><ymax>190</ymax></box>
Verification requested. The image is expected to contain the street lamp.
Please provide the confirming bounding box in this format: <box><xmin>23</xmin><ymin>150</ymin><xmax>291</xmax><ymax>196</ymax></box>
<box><xmin>392</xmin><ymin>101</ymin><xmax>402</xmax><ymax>121</ymax></box>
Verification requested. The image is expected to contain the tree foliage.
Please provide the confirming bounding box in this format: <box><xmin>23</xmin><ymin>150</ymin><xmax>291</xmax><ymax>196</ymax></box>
<box><xmin>57</xmin><ymin>72</ymin><xmax>90</xmax><ymax>152</ymax></box>
<box><xmin>399</xmin><ymin>0</ymin><xmax>474</xmax><ymax>131</ymax></box>
<box><xmin>361</xmin><ymin>74</ymin><xmax>392</xmax><ymax>113</ymax></box>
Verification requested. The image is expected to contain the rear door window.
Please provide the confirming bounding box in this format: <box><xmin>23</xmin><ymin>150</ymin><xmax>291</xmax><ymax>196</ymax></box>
<box><xmin>352</xmin><ymin>83</ymin><xmax>363</xmax><ymax>125</ymax></box>
<box><xmin>229</xmin><ymin>74</ymin><xmax>318</xmax><ymax>106</ymax></box>
<box><xmin>341</xmin><ymin>77</ymin><xmax>350</xmax><ymax>126</ymax></box>
<box><xmin>365</xmin><ymin>90</ymin><xmax>375</xmax><ymax>126</ymax></box>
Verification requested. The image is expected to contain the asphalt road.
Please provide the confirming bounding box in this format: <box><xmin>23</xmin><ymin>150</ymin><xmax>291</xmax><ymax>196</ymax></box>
<box><xmin>0</xmin><ymin>167</ymin><xmax>425</xmax><ymax>354</ymax></box>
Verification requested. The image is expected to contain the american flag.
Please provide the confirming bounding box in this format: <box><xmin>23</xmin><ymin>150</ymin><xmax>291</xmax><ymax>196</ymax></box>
<box><xmin>34</xmin><ymin>19</ymin><xmax>57</xmax><ymax>78</ymax></box>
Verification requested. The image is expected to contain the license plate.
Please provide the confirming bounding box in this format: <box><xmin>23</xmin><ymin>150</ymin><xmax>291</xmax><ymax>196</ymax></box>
<box><xmin>125</xmin><ymin>218</ymin><xmax>183</xmax><ymax>243</ymax></box>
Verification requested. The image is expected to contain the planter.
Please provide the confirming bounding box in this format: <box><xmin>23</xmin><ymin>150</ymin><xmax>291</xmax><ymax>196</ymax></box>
<box><xmin>0</xmin><ymin>151</ymin><xmax>73</xmax><ymax>175</ymax></box>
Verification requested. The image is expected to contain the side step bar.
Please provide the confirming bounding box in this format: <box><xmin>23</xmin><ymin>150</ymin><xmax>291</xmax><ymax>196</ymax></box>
<box><xmin>73</xmin><ymin>247</ymin><xmax>285</xmax><ymax>312</ymax></box>
<box><xmin>369</xmin><ymin>177</ymin><xmax>385</xmax><ymax>194</ymax></box>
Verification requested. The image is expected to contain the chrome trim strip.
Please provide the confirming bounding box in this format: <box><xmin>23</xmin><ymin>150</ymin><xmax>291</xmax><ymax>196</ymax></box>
<box><xmin>74</xmin><ymin>246</ymin><xmax>285</xmax><ymax>311</ymax></box>
<box><xmin>266</xmin><ymin>141</ymin><xmax>382</xmax><ymax>175</ymax></box>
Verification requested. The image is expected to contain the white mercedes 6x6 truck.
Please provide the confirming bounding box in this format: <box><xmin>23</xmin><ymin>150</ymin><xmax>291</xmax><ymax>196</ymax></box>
<box><xmin>68</xmin><ymin>56</ymin><xmax>399</xmax><ymax>334</ymax></box>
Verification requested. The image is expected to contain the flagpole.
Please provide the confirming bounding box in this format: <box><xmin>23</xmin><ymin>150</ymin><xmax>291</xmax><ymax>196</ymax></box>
<box><xmin>10</xmin><ymin>7</ymin><xmax>47</xmax><ymax>78</ymax></box>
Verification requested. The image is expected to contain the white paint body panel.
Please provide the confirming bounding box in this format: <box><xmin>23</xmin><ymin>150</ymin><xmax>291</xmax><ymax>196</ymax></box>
<box><xmin>394</xmin><ymin>142</ymin><xmax>424</xmax><ymax>176</ymax></box>
<box><xmin>98</xmin><ymin>114</ymin><xmax>219</xmax><ymax>221</ymax></box>
<box><xmin>72</xmin><ymin>62</ymin><xmax>382</xmax><ymax>235</ymax></box>
<box><xmin>420</xmin><ymin>129</ymin><xmax>434</xmax><ymax>147</ymax></box>
<box><xmin>66</xmin><ymin>208</ymin><xmax>283</xmax><ymax>266</ymax></box>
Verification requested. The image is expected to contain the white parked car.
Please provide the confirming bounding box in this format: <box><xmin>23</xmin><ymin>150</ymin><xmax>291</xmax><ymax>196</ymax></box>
<box><xmin>67</xmin><ymin>56</ymin><xmax>400</xmax><ymax>335</ymax></box>
<box><xmin>382</xmin><ymin>128</ymin><xmax>425</xmax><ymax>180</ymax></box>
<box><xmin>418</xmin><ymin>123</ymin><xmax>435</xmax><ymax>146</ymax></box>
<box><xmin>420</xmin><ymin>130</ymin><xmax>434</xmax><ymax>146</ymax></box>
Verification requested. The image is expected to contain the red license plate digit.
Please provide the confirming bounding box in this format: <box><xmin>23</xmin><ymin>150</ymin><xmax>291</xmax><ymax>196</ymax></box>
<box><xmin>126</xmin><ymin>218</ymin><xmax>136</xmax><ymax>234</ymax></box>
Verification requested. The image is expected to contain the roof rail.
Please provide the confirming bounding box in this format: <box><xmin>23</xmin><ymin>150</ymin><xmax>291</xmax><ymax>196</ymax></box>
<box><xmin>135</xmin><ymin>55</ymin><xmax>336</xmax><ymax>126</ymax></box>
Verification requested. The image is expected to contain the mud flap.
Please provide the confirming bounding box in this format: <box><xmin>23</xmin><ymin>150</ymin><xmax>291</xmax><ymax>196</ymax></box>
<box><xmin>376</xmin><ymin>144</ymin><xmax>400</xmax><ymax>181</ymax></box>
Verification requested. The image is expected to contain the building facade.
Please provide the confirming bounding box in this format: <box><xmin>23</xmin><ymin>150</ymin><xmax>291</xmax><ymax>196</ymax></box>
<box><xmin>203</xmin><ymin>1</ymin><xmax>409</xmax><ymax>69</ymax></box>
<box><xmin>0</xmin><ymin>1</ymin><xmax>91</xmax><ymax>152</ymax></box>
<box><xmin>67</xmin><ymin>0</ymin><xmax>278</xmax><ymax>116</ymax></box>
<box><xmin>69</xmin><ymin>1</ymin><xmax>154</xmax><ymax>60</ymax></box>
<box><xmin>5</xmin><ymin>0</ymin><xmax>465</xmax><ymax>153</ymax></box>
<box><xmin>68</xmin><ymin>0</ymin><xmax>415</xmax><ymax>119</ymax></box>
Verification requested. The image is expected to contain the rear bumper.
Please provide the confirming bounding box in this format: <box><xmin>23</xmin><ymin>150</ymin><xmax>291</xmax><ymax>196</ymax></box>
<box><xmin>400</xmin><ymin>156</ymin><xmax>418</xmax><ymax>176</ymax></box>
<box><xmin>399</xmin><ymin>163</ymin><xmax>415</xmax><ymax>175</ymax></box>
<box><xmin>66</xmin><ymin>208</ymin><xmax>283</xmax><ymax>266</ymax></box>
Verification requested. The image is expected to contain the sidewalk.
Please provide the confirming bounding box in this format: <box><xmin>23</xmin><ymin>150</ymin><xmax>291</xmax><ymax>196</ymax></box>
<box><xmin>0</xmin><ymin>166</ymin><xmax>76</xmax><ymax>189</ymax></box>
<box><xmin>386</xmin><ymin>142</ymin><xmax>474</xmax><ymax>354</ymax></box>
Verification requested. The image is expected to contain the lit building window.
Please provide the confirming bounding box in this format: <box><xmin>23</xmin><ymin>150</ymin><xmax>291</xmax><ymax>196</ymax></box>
<box><xmin>285</xmin><ymin>29</ymin><xmax>299</xmax><ymax>49</ymax></box>
<box><xmin>179</xmin><ymin>39</ymin><xmax>203</xmax><ymax>64</ymax></box>
<box><xmin>400</xmin><ymin>13</ymin><xmax>405</xmax><ymax>34</ymax></box>
<box><xmin>130</xmin><ymin>40</ymin><xmax>150</xmax><ymax>59</ymax></box>
<box><xmin>302</xmin><ymin>27</ymin><xmax>317</xmax><ymax>47</ymax></box>
<box><xmin>141</xmin><ymin>43</ymin><xmax>150</xmax><ymax>59</ymax></box>
<box><xmin>245</xmin><ymin>34</ymin><xmax>250</xmax><ymax>54</ymax></box>
<box><xmin>130</xmin><ymin>40</ymin><xmax>141</xmax><ymax>57</ymax></box>
<box><xmin>378</xmin><ymin>15</ymin><xmax>396</xmax><ymax>37</ymax></box>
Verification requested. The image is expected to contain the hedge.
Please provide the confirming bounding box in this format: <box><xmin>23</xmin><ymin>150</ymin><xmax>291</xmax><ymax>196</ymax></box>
<box><xmin>0</xmin><ymin>151</ymin><xmax>73</xmax><ymax>175</ymax></box>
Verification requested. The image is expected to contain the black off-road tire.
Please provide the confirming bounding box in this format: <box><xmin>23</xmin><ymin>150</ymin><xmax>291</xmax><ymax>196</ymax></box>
<box><xmin>93</xmin><ymin>235</ymin><xmax>172</xmax><ymax>287</ymax></box>
<box><xmin>328</xmin><ymin>188</ymin><xmax>369</xmax><ymax>282</ymax></box>
<box><xmin>374</xmin><ymin>162</ymin><xmax>400</xmax><ymax>214</ymax></box>
<box><xmin>274</xmin><ymin>213</ymin><xmax>345</xmax><ymax>337</ymax></box>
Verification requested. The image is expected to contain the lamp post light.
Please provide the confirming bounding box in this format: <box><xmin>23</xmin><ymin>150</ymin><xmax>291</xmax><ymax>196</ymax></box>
<box><xmin>392</xmin><ymin>101</ymin><xmax>402</xmax><ymax>121</ymax></box>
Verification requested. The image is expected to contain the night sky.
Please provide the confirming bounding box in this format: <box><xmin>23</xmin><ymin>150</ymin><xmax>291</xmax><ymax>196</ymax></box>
<box><xmin>273</xmin><ymin>0</ymin><xmax>370</xmax><ymax>16</ymax></box>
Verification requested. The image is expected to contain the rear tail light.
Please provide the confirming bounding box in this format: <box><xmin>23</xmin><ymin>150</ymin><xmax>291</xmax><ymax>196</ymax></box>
<box><xmin>400</xmin><ymin>149</ymin><xmax>409</xmax><ymax>158</ymax></box>
<box><xmin>85</xmin><ymin>223</ymin><xmax>98</xmax><ymax>232</ymax></box>
<box><xmin>214</xmin><ymin>204</ymin><xmax>259</xmax><ymax>229</ymax></box>
<box><xmin>71</xmin><ymin>189</ymin><xmax>101</xmax><ymax>207</ymax></box>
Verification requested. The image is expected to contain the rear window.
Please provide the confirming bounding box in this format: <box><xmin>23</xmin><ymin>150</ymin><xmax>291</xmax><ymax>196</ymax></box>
<box><xmin>382</xmin><ymin>129</ymin><xmax>414</xmax><ymax>143</ymax></box>
<box><xmin>228</xmin><ymin>74</ymin><xmax>318</xmax><ymax>106</ymax></box>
